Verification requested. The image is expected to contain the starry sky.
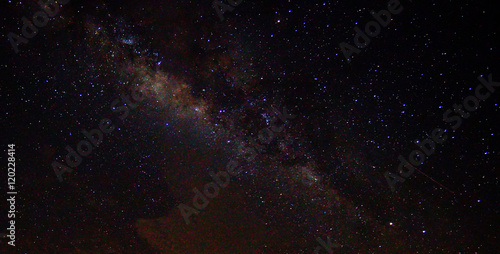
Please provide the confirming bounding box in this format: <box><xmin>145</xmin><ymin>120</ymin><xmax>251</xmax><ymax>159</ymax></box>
<box><xmin>0</xmin><ymin>0</ymin><xmax>499</xmax><ymax>253</ymax></box>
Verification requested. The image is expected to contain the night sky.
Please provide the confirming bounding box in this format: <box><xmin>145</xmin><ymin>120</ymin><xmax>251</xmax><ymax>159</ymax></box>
<box><xmin>0</xmin><ymin>0</ymin><xmax>499</xmax><ymax>253</ymax></box>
